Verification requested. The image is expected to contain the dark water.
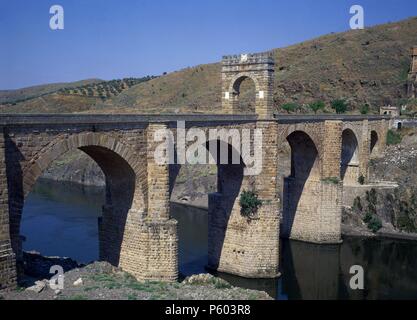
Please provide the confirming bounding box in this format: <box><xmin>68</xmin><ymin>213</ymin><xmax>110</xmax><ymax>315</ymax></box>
<box><xmin>22</xmin><ymin>180</ymin><xmax>417</xmax><ymax>300</ymax></box>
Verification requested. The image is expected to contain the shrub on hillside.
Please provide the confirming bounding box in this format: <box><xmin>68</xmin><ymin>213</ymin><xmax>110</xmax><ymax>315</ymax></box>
<box><xmin>281</xmin><ymin>103</ymin><xmax>299</xmax><ymax>113</ymax></box>
<box><xmin>360</xmin><ymin>104</ymin><xmax>370</xmax><ymax>115</ymax></box>
<box><xmin>331</xmin><ymin>99</ymin><xmax>348</xmax><ymax>114</ymax></box>
<box><xmin>308</xmin><ymin>101</ymin><xmax>325</xmax><ymax>114</ymax></box>
<box><xmin>386</xmin><ymin>129</ymin><xmax>402</xmax><ymax>145</ymax></box>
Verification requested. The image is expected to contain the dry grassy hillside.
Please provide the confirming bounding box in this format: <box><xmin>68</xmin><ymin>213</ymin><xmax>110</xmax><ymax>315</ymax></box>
<box><xmin>93</xmin><ymin>17</ymin><xmax>417</xmax><ymax>114</ymax></box>
<box><xmin>0</xmin><ymin>77</ymin><xmax>154</xmax><ymax>113</ymax></box>
<box><xmin>0</xmin><ymin>79</ymin><xmax>101</xmax><ymax>104</ymax></box>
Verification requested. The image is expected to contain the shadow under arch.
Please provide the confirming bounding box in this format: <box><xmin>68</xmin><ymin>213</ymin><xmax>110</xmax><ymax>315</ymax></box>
<box><xmin>340</xmin><ymin>129</ymin><xmax>359</xmax><ymax>183</ymax></box>
<box><xmin>169</xmin><ymin>139</ymin><xmax>245</xmax><ymax>272</ymax></box>
<box><xmin>6</xmin><ymin>133</ymin><xmax>143</xmax><ymax>276</ymax></box>
<box><xmin>370</xmin><ymin>130</ymin><xmax>379</xmax><ymax>156</ymax></box>
<box><xmin>282</xmin><ymin>131</ymin><xmax>320</xmax><ymax>239</ymax></box>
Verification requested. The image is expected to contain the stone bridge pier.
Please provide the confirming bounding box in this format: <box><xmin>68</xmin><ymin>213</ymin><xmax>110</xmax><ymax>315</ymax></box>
<box><xmin>207</xmin><ymin>121</ymin><xmax>280</xmax><ymax>278</ymax></box>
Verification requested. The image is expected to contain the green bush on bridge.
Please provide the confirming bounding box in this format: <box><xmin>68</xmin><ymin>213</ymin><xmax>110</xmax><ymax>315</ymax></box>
<box><xmin>239</xmin><ymin>190</ymin><xmax>262</xmax><ymax>219</ymax></box>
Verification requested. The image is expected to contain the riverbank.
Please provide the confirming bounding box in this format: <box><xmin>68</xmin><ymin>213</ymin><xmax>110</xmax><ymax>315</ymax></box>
<box><xmin>341</xmin><ymin>223</ymin><xmax>417</xmax><ymax>241</ymax></box>
<box><xmin>0</xmin><ymin>254</ymin><xmax>271</xmax><ymax>300</ymax></box>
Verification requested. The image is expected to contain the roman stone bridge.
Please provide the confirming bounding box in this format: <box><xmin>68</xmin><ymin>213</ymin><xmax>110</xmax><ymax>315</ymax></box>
<box><xmin>0</xmin><ymin>52</ymin><xmax>390</xmax><ymax>289</ymax></box>
<box><xmin>0</xmin><ymin>113</ymin><xmax>389</xmax><ymax>288</ymax></box>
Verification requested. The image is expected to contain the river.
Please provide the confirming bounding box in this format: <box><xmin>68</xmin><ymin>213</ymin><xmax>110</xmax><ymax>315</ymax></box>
<box><xmin>21</xmin><ymin>179</ymin><xmax>417</xmax><ymax>299</ymax></box>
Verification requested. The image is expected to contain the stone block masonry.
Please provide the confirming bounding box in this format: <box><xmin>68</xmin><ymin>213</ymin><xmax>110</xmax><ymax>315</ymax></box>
<box><xmin>0</xmin><ymin>127</ymin><xmax>17</xmax><ymax>289</ymax></box>
<box><xmin>222</xmin><ymin>52</ymin><xmax>274</xmax><ymax>118</ymax></box>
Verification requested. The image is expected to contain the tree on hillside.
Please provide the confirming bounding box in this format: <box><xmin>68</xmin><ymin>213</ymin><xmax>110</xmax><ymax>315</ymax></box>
<box><xmin>360</xmin><ymin>104</ymin><xmax>370</xmax><ymax>114</ymax></box>
<box><xmin>281</xmin><ymin>103</ymin><xmax>298</xmax><ymax>114</ymax></box>
<box><xmin>331</xmin><ymin>99</ymin><xmax>348</xmax><ymax>114</ymax></box>
<box><xmin>308</xmin><ymin>101</ymin><xmax>325</xmax><ymax>114</ymax></box>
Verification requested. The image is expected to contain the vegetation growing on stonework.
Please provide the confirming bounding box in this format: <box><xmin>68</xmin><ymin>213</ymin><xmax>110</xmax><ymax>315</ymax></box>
<box><xmin>239</xmin><ymin>190</ymin><xmax>262</xmax><ymax>219</ymax></box>
<box><xmin>358</xmin><ymin>174</ymin><xmax>365</xmax><ymax>185</ymax></box>
<box><xmin>321</xmin><ymin>177</ymin><xmax>340</xmax><ymax>184</ymax></box>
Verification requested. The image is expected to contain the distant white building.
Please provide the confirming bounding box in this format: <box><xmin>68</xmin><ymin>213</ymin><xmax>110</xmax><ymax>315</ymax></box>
<box><xmin>380</xmin><ymin>105</ymin><xmax>399</xmax><ymax>117</ymax></box>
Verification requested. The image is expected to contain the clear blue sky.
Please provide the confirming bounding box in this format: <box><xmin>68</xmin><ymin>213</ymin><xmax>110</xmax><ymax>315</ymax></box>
<box><xmin>1</xmin><ymin>0</ymin><xmax>416</xmax><ymax>89</ymax></box>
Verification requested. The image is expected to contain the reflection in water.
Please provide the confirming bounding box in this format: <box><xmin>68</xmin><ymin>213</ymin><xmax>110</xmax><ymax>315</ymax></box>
<box><xmin>21</xmin><ymin>179</ymin><xmax>417</xmax><ymax>299</ymax></box>
<box><xmin>170</xmin><ymin>202</ymin><xmax>208</xmax><ymax>277</ymax></box>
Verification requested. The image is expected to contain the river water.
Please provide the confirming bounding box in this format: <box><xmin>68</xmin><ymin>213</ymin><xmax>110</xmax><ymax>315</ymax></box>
<box><xmin>21</xmin><ymin>179</ymin><xmax>417</xmax><ymax>300</ymax></box>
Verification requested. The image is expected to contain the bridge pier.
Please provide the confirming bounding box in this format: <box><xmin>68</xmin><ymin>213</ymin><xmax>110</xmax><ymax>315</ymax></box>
<box><xmin>208</xmin><ymin>122</ymin><xmax>280</xmax><ymax>278</ymax></box>
<box><xmin>282</xmin><ymin>121</ymin><xmax>343</xmax><ymax>244</ymax></box>
<box><xmin>98</xmin><ymin>123</ymin><xmax>179</xmax><ymax>282</ymax></box>
<box><xmin>0</xmin><ymin>128</ymin><xmax>17</xmax><ymax>289</ymax></box>
<box><xmin>132</xmin><ymin>123</ymin><xmax>178</xmax><ymax>281</ymax></box>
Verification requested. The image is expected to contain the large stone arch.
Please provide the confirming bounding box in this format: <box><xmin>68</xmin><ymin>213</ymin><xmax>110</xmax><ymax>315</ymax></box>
<box><xmin>229</xmin><ymin>73</ymin><xmax>261</xmax><ymax>93</ymax></box>
<box><xmin>279</xmin><ymin>125</ymin><xmax>323</xmax><ymax>158</ymax></box>
<box><xmin>282</xmin><ymin>130</ymin><xmax>322</xmax><ymax>241</ymax></box>
<box><xmin>22</xmin><ymin>132</ymin><xmax>145</xmax><ymax>205</ymax></box>
<box><xmin>9</xmin><ymin>132</ymin><xmax>146</xmax><ymax>274</ymax></box>
<box><xmin>168</xmin><ymin>137</ymin><xmax>247</xmax><ymax>273</ymax></box>
<box><xmin>228</xmin><ymin>74</ymin><xmax>259</xmax><ymax>114</ymax></box>
<box><xmin>340</xmin><ymin>128</ymin><xmax>360</xmax><ymax>184</ymax></box>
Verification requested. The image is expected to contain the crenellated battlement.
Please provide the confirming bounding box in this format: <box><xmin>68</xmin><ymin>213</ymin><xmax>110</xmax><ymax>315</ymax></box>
<box><xmin>222</xmin><ymin>52</ymin><xmax>274</xmax><ymax>66</ymax></box>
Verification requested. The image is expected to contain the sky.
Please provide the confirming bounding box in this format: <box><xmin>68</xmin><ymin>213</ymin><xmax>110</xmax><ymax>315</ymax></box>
<box><xmin>0</xmin><ymin>0</ymin><xmax>417</xmax><ymax>90</ymax></box>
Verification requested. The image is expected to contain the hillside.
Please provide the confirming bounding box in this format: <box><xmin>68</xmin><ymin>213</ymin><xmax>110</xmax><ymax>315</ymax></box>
<box><xmin>0</xmin><ymin>79</ymin><xmax>102</xmax><ymax>104</ymax></box>
<box><xmin>93</xmin><ymin>17</ymin><xmax>417</xmax><ymax>114</ymax></box>
<box><xmin>2</xmin><ymin>17</ymin><xmax>417</xmax><ymax>114</ymax></box>
<box><xmin>0</xmin><ymin>77</ymin><xmax>155</xmax><ymax>113</ymax></box>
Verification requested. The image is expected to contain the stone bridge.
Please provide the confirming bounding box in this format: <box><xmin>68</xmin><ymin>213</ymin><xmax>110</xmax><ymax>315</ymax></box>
<box><xmin>0</xmin><ymin>52</ymin><xmax>390</xmax><ymax>289</ymax></box>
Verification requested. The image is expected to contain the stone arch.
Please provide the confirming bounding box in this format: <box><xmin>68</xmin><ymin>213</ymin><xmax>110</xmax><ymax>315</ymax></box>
<box><xmin>281</xmin><ymin>126</ymin><xmax>322</xmax><ymax>158</ymax></box>
<box><xmin>341</xmin><ymin>129</ymin><xmax>359</xmax><ymax>183</ymax></box>
<box><xmin>228</xmin><ymin>74</ymin><xmax>260</xmax><ymax>114</ymax></box>
<box><xmin>282</xmin><ymin>131</ymin><xmax>321</xmax><ymax>240</ymax></box>
<box><xmin>10</xmin><ymin>132</ymin><xmax>146</xmax><ymax>270</ymax></box>
<box><xmin>168</xmin><ymin>137</ymin><xmax>247</xmax><ymax>272</ymax></box>
<box><xmin>229</xmin><ymin>73</ymin><xmax>261</xmax><ymax>93</ymax></box>
<box><xmin>22</xmin><ymin>133</ymin><xmax>144</xmax><ymax>202</ymax></box>
<box><xmin>286</xmin><ymin>131</ymin><xmax>321</xmax><ymax>181</ymax></box>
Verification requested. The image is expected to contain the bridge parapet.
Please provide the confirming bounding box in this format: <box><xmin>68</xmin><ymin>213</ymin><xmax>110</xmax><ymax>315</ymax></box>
<box><xmin>222</xmin><ymin>52</ymin><xmax>274</xmax><ymax>67</ymax></box>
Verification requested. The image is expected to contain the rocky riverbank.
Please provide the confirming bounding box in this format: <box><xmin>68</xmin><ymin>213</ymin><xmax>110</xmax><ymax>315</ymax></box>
<box><xmin>0</xmin><ymin>252</ymin><xmax>271</xmax><ymax>300</ymax></box>
<box><xmin>342</xmin><ymin>128</ymin><xmax>417</xmax><ymax>238</ymax></box>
